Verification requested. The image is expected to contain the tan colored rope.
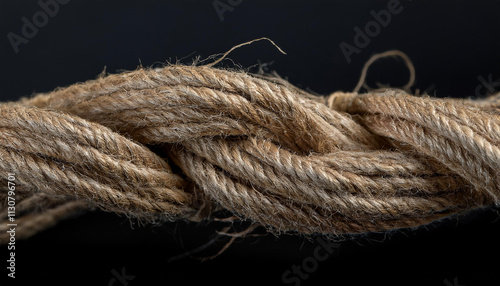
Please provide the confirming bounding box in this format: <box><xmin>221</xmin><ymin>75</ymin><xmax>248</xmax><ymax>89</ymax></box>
<box><xmin>0</xmin><ymin>60</ymin><xmax>499</xmax><ymax>243</ymax></box>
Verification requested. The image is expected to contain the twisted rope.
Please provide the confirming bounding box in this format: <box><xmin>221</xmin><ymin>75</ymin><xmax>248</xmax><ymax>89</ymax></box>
<box><xmin>0</xmin><ymin>61</ymin><xmax>499</xmax><ymax>243</ymax></box>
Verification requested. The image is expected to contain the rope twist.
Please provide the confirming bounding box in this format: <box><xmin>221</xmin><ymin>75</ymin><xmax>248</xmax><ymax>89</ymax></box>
<box><xmin>1</xmin><ymin>62</ymin><xmax>499</xmax><ymax>243</ymax></box>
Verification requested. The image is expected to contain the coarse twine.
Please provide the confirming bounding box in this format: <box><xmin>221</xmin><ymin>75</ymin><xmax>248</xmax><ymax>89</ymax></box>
<box><xmin>0</xmin><ymin>39</ymin><xmax>499</xmax><ymax>244</ymax></box>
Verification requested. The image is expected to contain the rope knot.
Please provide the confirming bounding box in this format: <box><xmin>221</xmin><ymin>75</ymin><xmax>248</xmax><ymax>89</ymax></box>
<box><xmin>1</xmin><ymin>58</ymin><xmax>499</xmax><ymax>243</ymax></box>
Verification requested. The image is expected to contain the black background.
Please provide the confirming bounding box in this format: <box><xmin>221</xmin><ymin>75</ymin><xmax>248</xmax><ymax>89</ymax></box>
<box><xmin>1</xmin><ymin>0</ymin><xmax>500</xmax><ymax>285</ymax></box>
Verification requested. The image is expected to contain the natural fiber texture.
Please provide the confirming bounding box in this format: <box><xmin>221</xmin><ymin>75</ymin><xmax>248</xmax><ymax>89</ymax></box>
<box><xmin>1</xmin><ymin>61</ymin><xmax>499</xmax><ymax>243</ymax></box>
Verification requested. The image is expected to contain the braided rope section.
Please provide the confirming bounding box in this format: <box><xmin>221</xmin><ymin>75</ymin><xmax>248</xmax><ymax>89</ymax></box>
<box><xmin>0</xmin><ymin>65</ymin><xmax>499</xmax><ymax>242</ymax></box>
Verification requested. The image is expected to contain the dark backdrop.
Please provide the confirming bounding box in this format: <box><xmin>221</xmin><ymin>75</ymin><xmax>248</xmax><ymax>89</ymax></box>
<box><xmin>1</xmin><ymin>0</ymin><xmax>500</xmax><ymax>285</ymax></box>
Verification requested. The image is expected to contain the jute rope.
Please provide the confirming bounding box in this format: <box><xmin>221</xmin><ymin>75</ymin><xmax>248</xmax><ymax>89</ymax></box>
<box><xmin>1</xmin><ymin>46</ymin><xmax>499</xmax><ymax>243</ymax></box>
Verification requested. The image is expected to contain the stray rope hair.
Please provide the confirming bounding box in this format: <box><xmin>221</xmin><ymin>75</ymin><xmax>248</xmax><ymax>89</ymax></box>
<box><xmin>1</xmin><ymin>41</ymin><xmax>499</xmax><ymax>244</ymax></box>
